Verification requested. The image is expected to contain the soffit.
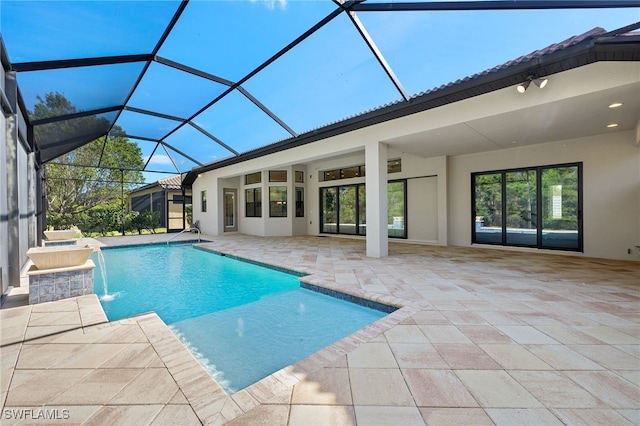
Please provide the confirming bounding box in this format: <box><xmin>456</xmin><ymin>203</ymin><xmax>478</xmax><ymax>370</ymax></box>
<box><xmin>382</xmin><ymin>62</ymin><xmax>640</xmax><ymax>158</ymax></box>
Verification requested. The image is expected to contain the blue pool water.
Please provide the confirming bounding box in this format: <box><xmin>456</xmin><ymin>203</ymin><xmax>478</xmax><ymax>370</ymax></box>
<box><xmin>93</xmin><ymin>244</ymin><xmax>386</xmax><ymax>393</ymax></box>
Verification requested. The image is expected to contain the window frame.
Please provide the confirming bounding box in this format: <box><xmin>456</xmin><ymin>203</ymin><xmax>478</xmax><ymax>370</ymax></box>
<box><xmin>201</xmin><ymin>190</ymin><xmax>207</xmax><ymax>213</ymax></box>
<box><xmin>471</xmin><ymin>162</ymin><xmax>583</xmax><ymax>252</ymax></box>
<box><xmin>269</xmin><ymin>186</ymin><xmax>288</xmax><ymax>217</ymax></box>
<box><xmin>268</xmin><ymin>170</ymin><xmax>287</xmax><ymax>182</ymax></box>
<box><xmin>245</xmin><ymin>187</ymin><xmax>262</xmax><ymax>218</ymax></box>
<box><xmin>245</xmin><ymin>172</ymin><xmax>262</xmax><ymax>185</ymax></box>
<box><xmin>321</xmin><ymin>159</ymin><xmax>401</xmax><ymax>182</ymax></box>
<box><xmin>295</xmin><ymin>187</ymin><xmax>304</xmax><ymax>218</ymax></box>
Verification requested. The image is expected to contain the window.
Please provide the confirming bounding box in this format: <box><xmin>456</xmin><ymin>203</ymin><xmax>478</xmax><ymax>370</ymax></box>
<box><xmin>323</xmin><ymin>165</ymin><xmax>363</xmax><ymax>181</ymax></box>
<box><xmin>341</xmin><ymin>166</ymin><xmax>361</xmax><ymax>179</ymax></box>
<box><xmin>269</xmin><ymin>170</ymin><xmax>287</xmax><ymax>182</ymax></box>
<box><xmin>295</xmin><ymin>187</ymin><xmax>304</xmax><ymax>217</ymax></box>
<box><xmin>322</xmin><ymin>159</ymin><xmax>401</xmax><ymax>182</ymax></box>
<box><xmin>472</xmin><ymin>163</ymin><xmax>582</xmax><ymax>251</ymax></box>
<box><xmin>245</xmin><ymin>188</ymin><xmax>262</xmax><ymax>217</ymax></box>
<box><xmin>201</xmin><ymin>190</ymin><xmax>207</xmax><ymax>213</ymax></box>
<box><xmin>320</xmin><ymin>180</ymin><xmax>406</xmax><ymax>238</ymax></box>
<box><xmin>245</xmin><ymin>172</ymin><xmax>261</xmax><ymax>185</ymax></box>
<box><xmin>269</xmin><ymin>186</ymin><xmax>287</xmax><ymax>217</ymax></box>
<box><xmin>323</xmin><ymin>169</ymin><xmax>341</xmax><ymax>181</ymax></box>
<box><xmin>295</xmin><ymin>171</ymin><xmax>304</xmax><ymax>183</ymax></box>
<box><xmin>131</xmin><ymin>194</ymin><xmax>150</xmax><ymax>212</ymax></box>
<box><xmin>172</xmin><ymin>195</ymin><xmax>184</xmax><ymax>204</ymax></box>
<box><xmin>387</xmin><ymin>159</ymin><xmax>402</xmax><ymax>174</ymax></box>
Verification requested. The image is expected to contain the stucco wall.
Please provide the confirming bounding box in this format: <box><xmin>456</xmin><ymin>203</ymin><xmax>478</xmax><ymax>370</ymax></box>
<box><xmin>448</xmin><ymin>130</ymin><xmax>640</xmax><ymax>260</ymax></box>
<box><xmin>407</xmin><ymin>176</ymin><xmax>438</xmax><ymax>243</ymax></box>
<box><xmin>193</xmin><ymin>130</ymin><xmax>639</xmax><ymax>261</ymax></box>
<box><xmin>193</xmin><ymin>173</ymin><xmax>218</xmax><ymax>236</ymax></box>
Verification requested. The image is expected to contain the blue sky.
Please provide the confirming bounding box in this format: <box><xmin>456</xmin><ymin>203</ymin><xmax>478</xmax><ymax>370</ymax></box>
<box><xmin>1</xmin><ymin>1</ymin><xmax>638</xmax><ymax>182</ymax></box>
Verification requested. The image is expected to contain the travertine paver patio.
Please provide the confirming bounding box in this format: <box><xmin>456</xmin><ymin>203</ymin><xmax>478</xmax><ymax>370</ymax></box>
<box><xmin>1</xmin><ymin>234</ymin><xmax>639</xmax><ymax>425</ymax></box>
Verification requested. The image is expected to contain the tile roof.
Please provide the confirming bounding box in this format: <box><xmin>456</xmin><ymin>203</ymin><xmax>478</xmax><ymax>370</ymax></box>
<box><xmin>157</xmin><ymin>174</ymin><xmax>183</xmax><ymax>190</ymax></box>
<box><xmin>129</xmin><ymin>174</ymin><xmax>184</xmax><ymax>194</ymax></box>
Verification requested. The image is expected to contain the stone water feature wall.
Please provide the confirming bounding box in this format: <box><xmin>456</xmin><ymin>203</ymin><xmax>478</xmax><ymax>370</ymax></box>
<box><xmin>28</xmin><ymin>261</ymin><xmax>95</xmax><ymax>304</ymax></box>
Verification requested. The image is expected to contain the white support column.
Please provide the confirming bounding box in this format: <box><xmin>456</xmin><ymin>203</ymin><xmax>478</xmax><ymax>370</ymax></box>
<box><xmin>365</xmin><ymin>142</ymin><xmax>388</xmax><ymax>258</ymax></box>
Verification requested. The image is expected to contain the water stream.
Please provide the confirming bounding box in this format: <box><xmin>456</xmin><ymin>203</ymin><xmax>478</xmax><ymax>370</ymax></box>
<box><xmin>96</xmin><ymin>248</ymin><xmax>118</xmax><ymax>301</ymax></box>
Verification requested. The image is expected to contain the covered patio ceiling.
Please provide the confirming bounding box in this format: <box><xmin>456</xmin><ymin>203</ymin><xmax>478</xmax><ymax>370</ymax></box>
<box><xmin>2</xmin><ymin>1</ymin><xmax>639</xmax><ymax>184</ymax></box>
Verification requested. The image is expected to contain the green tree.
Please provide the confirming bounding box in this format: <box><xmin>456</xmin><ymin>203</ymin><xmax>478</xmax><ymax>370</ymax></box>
<box><xmin>541</xmin><ymin>166</ymin><xmax>579</xmax><ymax>230</ymax></box>
<box><xmin>31</xmin><ymin>92</ymin><xmax>145</xmax><ymax>230</ymax></box>
<box><xmin>474</xmin><ymin>173</ymin><xmax>502</xmax><ymax>227</ymax></box>
<box><xmin>388</xmin><ymin>181</ymin><xmax>405</xmax><ymax>224</ymax></box>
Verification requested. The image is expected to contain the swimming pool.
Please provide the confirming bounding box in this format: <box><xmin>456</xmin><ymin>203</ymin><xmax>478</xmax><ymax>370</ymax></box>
<box><xmin>93</xmin><ymin>244</ymin><xmax>387</xmax><ymax>393</ymax></box>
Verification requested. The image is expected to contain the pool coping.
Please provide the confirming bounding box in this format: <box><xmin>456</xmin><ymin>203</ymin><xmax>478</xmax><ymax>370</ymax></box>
<box><xmin>98</xmin><ymin>239</ymin><xmax>211</xmax><ymax>250</ymax></box>
<box><xmin>89</xmin><ymin>241</ymin><xmax>418</xmax><ymax>424</ymax></box>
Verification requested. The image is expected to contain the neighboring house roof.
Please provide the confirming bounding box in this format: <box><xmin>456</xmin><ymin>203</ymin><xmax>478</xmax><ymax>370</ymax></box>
<box><xmin>129</xmin><ymin>174</ymin><xmax>186</xmax><ymax>195</ymax></box>
<box><xmin>183</xmin><ymin>24</ymin><xmax>640</xmax><ymax>187</ymax></box>
<box><xmin>157</xmin><ymin>174</ymin><xmax>184</xmax><ymax>191</ymax></box>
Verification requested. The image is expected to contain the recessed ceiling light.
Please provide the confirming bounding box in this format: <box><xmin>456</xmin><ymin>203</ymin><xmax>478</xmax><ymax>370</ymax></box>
<box><xmin>608</xmin><ymin>102</ymin><xmax>623</xmax><ymax>108</ymax></box>
<box><xmin>607</xmin><ymin>123</ymin><xmax>619</xmax><ymax>128</ymax></box>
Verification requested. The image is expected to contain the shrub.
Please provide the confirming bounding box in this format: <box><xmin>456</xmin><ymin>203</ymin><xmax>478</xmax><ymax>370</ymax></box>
<box><xmin>131</xmin><ymin>211</ymin><xmax>160</xmax><ymax>234</ymax></box>
<box><xmin>77</xmin><ymin>205</ymin><xmax>120</xmax><ymax>236</ymax></box>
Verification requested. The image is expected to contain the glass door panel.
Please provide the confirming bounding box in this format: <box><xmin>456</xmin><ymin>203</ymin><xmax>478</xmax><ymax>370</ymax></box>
<box><xmin>473</xmin><ymin>173</ymin><xmax>503</xmax><ymax>244</ymax></box>
<box><xmin>224</xmin><ymin>189</ymin><xmax>237</xmax><ymax>232</ymax></box>
<box><xmin>505</xmin><ymin>170</ymin><xmax>537</xmax><ymax>246</ymax></box>
<box><xmin>541</xmin><ymin>166</ymin><xmax>580</xmax><ymax>250</ymax></box>
<box><xmin>388</xmin><ymin>181</ymin><xmax>406</xmax><ymax>238</ymax></box>
<box><xmin>358</xmin><ymin>185</ymin><xmax>366</xmax><ymax>236</ymax></box>
<box><xmin>339</xmin><ymin>186</ymin><xmax>357</xmax><ymax>235</ymax></box>
<box><xmin>321</xmin><ymin>187</ymin><xmax>337</xmax><ymax>233</ymax></box>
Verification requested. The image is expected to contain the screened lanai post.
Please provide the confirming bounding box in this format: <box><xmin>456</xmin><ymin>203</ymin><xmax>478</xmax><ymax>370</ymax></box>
<box><xmin>365</xmin><ymin>142</ymin><xmax>389</xmax><ymax>258</ymax></box>
<box><xmin>181</xmin><ymin>186</ymin><xmax>186</xmax><ymax>231</ymax></box>
<box><xmin>120</xmin><ymin>168</ymin><xmax>125</xmax><ymax>236</ymax></box>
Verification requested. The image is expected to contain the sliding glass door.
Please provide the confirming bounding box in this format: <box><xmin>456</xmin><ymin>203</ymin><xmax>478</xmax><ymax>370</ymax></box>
<box><xmin>320</xmin><ymin>181</ymin><xmax>406</xmax><ymax>238</ymax></box>
<box><xmin>473</xmin><ymin>163</ymin><xmax>582</xmax><ymax>251</ymax></box>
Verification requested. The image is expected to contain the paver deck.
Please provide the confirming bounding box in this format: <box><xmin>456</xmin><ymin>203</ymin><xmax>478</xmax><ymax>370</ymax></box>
<box><xmin>1</xmin><ymin>234</ymin><xmax>639</xmax><ymax>425</ymax></box>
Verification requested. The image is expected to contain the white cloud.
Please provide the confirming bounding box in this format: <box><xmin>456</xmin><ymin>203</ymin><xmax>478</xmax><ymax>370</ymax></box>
<box><xmin>251</xmin><ymin>0</ymin><xmax>287</xmax><ymax>11</ymax></box>
<box><xmin>144</xmin><ymin>154</ymin><xmax>174</xmax><ymax>165</ymax></box>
